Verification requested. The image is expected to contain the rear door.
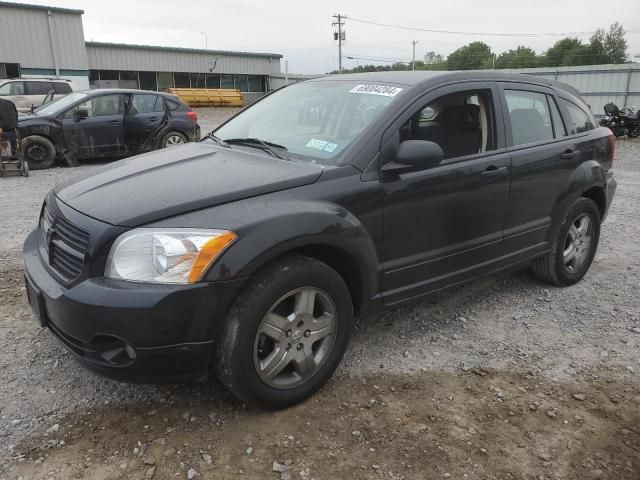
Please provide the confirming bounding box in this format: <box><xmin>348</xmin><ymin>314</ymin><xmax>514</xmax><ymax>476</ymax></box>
<box><xmin>381</xmin><ymin>81</ymin><xmax>512</xmax><ymax>305</ymax></box>
<box><xmin>61</xmin><ymin>93</ymin><xmax>126</xmax><ymax>158</ymax></box>
<box><xmin>498</xmin><ymin>82</ymin><xmax>579</xmax><ymax>257</ymax></box>
<box><xmin>25</xmin><ymin>81</ymin><xmax>54</xmax><ymax>110</ymax></box>
<box><xmin>123</xmin><ymin>93</ymin><xmax>168</xmax><ymax>154</ymax></box>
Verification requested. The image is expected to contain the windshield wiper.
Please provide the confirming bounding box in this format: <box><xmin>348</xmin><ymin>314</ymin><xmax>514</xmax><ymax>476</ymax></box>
<box><xmin>223</xmin><ymin>137</ymin><xmax>288</xmax><ymax>160</ymax></box>
<box><xmin>202</xmin><ymin>132</ymin><xmax>230</xmax><ymax>148</ymax></box>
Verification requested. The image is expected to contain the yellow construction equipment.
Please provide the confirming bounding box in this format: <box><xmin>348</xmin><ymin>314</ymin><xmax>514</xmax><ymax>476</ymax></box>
<box><xmin>167</xmin><ymin>88</ymin><xmax>244</xmax><ymax>108</ymax></box>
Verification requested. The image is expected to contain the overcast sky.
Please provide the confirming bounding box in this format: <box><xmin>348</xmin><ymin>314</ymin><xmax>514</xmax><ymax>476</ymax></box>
<box><xmin>37</xmin><ymin>0</ymin><xmax>640</xmax><ymax>73</ymax></box>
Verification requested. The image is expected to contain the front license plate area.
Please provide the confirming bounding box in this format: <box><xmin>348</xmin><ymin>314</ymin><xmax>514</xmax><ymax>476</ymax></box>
<box><xmin>24</xmin><ymin>275</ymin><xmax>47</xmax><ymax>327</ymax></box>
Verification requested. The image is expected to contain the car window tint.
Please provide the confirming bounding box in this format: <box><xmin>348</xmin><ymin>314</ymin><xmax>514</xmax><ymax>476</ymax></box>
<box><xmin>166</xmin><ymin>99</ymin><xmax>180</xmax><ymax>110</ymax></box>
<box><xmin>26</xmin><ymin>82</ymin><xmax>54</xmax><ymax>95</ymax></box>
<box><xmin>548</xmin><ymin>95</ymin><xmax>566</xmax><ymax>138</ymax></box>
<box><xmin>154</xmin><ymin>96</ymin><xmax>166</xmax><ymax>112</ymax></box>
<box><xmin>0</xmin><ymin>82</ymin><xmax>24</xmax><ymax>96</ymax></box>
<box><xmin>559</xmin><ymin>98</ymin><xmax>593</xmax><ymax>135</ymax></box>
<box><xmin>130</xmin><ymin>94</ymin><xmax>159</xmax><ymax>114</ymax></box>
<box><xmin>53</xmin><ymin>83</ymin><xmax>72</xmax><ymax>94</ymax></box>
<box><xmin>505</xmin><ymin>90</ymin><xmax>554</xmax><ymax>145</ymax></box>
<box><xmin>400</xmin><ymin>90</ymin><xmax>495</xmax><ymax>160</ymax></box>
<box><xmin>67</xmin><ymin>94</ymin><xmax>123</xmax><ymax>118</ymax></box>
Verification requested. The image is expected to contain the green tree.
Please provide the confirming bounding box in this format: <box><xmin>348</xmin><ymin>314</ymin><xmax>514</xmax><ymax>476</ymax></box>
<box><xmin>494</xmin><ymin>46</ymin><xmax>541</xmax><ymax>69</ymax></box>
<box><xmin>422</xmin><ymin>51</ymin><xmax>446</xmax><ymax>70</ymax></box>
<box><xmin>545</xmin><ymin>38</ymin><xmax>591</xmax><ymax>66</ymax></box>
<box><xmin>446</xmin><ymin>41</ymin><xmax>493</xmax><ymax>70</ymax></box>
<box><xmin>603</xmin><ymin>22</ymin><xmax>628</xmax><ymax>63</ymax></box>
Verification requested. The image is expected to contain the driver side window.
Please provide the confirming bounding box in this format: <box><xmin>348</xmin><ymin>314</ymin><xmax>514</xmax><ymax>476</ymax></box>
<box><xmin>64</xmin><ymin>94</ymin><xmax>124</xmax><ymax>119</ymax></box>
<box><xmin>400</xmin><ymin>90</ymin><xmax>495</xmax><ymax>160</ymax></box>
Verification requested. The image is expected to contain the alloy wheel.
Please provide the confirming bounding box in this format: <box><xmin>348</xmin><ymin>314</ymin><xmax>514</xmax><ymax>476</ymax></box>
<box><xmin>165</xmin><ymin>135</ymin><xmax>185</xmax><ymax>147</ymax></box>
<box><xmin>563</xmin><ymin>213</ymin><xmax>593</xmax><ymax>274</ymax></box>
<box><xmin>253</xmin><ymin>287</ymin><xmax>337</xmax><ymax>389</ymax></box>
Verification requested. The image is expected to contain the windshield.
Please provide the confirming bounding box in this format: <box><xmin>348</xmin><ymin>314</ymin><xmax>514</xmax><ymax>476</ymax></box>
<box><xmin>213</xmin><ymin>81</ymin><xmax>404</xmax><ymax>165</ymax></box>
<box><xmin>34</xmin><ymin>92</ymin><xmax>89</xmax><ymax>116</ymax></box>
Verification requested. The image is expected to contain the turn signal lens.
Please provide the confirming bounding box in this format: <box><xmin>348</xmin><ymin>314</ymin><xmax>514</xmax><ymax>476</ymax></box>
<box><xmin>187</xmin><ymin>231</ymin><xmax>238</xmax><ymax>282</ymax></box>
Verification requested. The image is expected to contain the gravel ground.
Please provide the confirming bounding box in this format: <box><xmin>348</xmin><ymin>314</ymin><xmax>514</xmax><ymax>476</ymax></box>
<box><xmin>0</xmin><ymin>113</ymin><xmax>638</xmax><ymax>479</ymax></box>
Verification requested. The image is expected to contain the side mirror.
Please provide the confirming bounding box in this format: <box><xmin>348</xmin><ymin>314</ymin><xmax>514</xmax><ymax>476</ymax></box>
<box><xmin>74</xmin><ymin>108</ymin><xmax>89</xmax><ymax>122</ymax></box>
<box><xmin>382</xmin><ymin>140</ymin><xmax>444</xmax><ymax>174</ymax></box>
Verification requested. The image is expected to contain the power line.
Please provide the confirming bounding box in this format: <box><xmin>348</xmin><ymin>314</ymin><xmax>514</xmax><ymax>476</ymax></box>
<box><xmin>349</xmin><ymin>16</ymin><xmax>640</xmax><ymax>38</ymax></box>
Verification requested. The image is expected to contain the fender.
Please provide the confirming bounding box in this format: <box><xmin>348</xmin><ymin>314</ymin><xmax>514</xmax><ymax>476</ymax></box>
<box><xmin>147</xmin><ymin>191</ymin><xmax>382</xmax><ymax>317</ymax></box>
<box><xmin>547</xmin><ymin>158</ymin><xmax>606</xmax><ymax>240</ymax></box>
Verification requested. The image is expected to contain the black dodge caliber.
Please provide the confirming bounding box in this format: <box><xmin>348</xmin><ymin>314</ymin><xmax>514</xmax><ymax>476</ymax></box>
<box><xmin>24</xmin><ymin>72</ymin><xmax>616</xmax><ymax>407</ymax></box>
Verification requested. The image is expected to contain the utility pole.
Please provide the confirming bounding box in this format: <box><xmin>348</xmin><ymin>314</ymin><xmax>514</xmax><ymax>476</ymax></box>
<box><xmin>411</xmin><ymin>40</ymin><xmax>419</xmax><ymax>71</ymax></box>
<box><xmin>200</xmin><ymin>32</ymin><xmax>207</xmax><ymax>50</ymax></box>
<box><xmin>332</xmin><ymin>14</ymin><xmax>347</xmax><ymax>74</ymax></box>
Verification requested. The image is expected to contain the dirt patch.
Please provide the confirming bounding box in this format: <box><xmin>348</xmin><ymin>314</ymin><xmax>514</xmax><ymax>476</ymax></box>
<box><xmin>6</xmin><ymin>369</ymin><xmax>640</xmax><ymax>480</ymax></box>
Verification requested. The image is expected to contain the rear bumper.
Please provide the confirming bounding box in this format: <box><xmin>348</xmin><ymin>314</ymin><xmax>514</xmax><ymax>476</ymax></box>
<box><xmin>604</xmin><ymin>170</ymin><xmax>617</xmax><ymax>221</ymax></box>
<box><xmin>23</xmin><ymin>229</ymin><xmax>245</xmax><ymax>383</ymax></box>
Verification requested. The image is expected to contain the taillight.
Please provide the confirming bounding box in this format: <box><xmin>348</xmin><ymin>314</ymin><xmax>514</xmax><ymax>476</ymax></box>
<box><xmin>607</xmin><ymin>129</ymin><xmax>616</xmax><ymax>163</ymax></box>
<box><xmin>186</xmin><ymin>111</ymin><xmax>197</xmax><ymax>122</ymax></box>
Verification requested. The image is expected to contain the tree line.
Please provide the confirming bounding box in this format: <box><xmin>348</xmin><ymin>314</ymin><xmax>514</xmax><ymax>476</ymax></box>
<box><xmin>333</xmin><ymin>22</ymin><xmax>630</xmax><ymax>73</ymax></box>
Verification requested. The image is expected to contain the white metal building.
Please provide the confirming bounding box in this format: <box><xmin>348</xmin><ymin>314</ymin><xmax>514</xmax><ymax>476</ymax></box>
<box><xmin>0</xmin><ymin>1</ymin><xmax>282</xmax><ymax>97</ymax></box>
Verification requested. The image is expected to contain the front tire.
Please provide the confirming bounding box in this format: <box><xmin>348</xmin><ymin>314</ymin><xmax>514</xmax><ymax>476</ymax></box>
<box><xmin>22</xmin><ymin>136</ymin><xmax>56</xmax><ymax>170</ymax></box>
<box><xmin>531</xmin><ymin>198</ymin><xmax>601</xmax><ymax>286</ymax></box>
<box><xmin>216</xmin><ymin>254</ymin><xmax>353</xmax><ymax>408</ymax></box>
<box><xmin>160</xmin><ymin>131</ymin><xmax>187</xmax><ymax>148</ymax></box>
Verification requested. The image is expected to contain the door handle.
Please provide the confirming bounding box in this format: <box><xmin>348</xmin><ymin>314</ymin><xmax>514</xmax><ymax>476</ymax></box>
<box><xmin>108</xmin><ymin>120</ymin><xmax>121</xmax><ymax>126</ymax></box>
<box><xmin>560</xmin><ymin>150</ymin><xmax>580</xmax><ymax>160</ymax></box>
<box><xmin>481</xmin><ymin>166</ymin><xmax>508</xmax><ymax>181</ymax></box>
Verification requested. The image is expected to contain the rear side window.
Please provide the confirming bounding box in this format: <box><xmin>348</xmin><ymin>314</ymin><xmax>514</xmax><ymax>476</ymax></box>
<box><xmin>53</xmin><ymin>82</ymin><xmax>72</xmax><ymax>94</ymax></box>
<box><xmin>505</xmin><ymin>90</ymin><xmax>553</xmax><ymax>146</ymax></box>
<box><xmin>559</xmin><ymin>99</ymin><xmax>593</xmax><ymax>135</ymax></box>
<box><xmin>166</xmin><ymin>99</ymin><xmax>181</xmax><ymax>110</ymax></box>
<box><xmin>26</xmin><ymin>82</ymin><xmax>54</xmax><ymax>95</ymax></box>
<box><xmin>130</xmin><ymin>94</ymin><xmax>160</xmax><ymax>114</ymax></box>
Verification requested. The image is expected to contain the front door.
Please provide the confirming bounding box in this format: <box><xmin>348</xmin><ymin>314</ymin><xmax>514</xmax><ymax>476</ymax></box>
<box><xmin>61</xmin><ymin>93</ymin><xmax>126</xmax><ymax>158</ymax></box>
<box><xmin>0</xmin><ymin>81</ymin><xmax>27</xmax><ymax>111</ymax></box>
<box><xmin>381</xmin><ymin>82</ymin><xmax>511</xmax><ymax>306</ymax></box>
<box><xmin>124</xmin><ymin>93</ymin><xmax>169</xmax><ymax>154</ymax></box>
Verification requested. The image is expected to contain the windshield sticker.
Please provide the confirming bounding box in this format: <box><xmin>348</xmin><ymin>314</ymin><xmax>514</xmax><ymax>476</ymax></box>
<box><xmin>350</xmin><ymin>85</ymin><xmax>403</xmax><ymax>97</ymax></box>
<box><xmin>323</xmin><ymin>142</ymin><xmax>338</xmax><ymax>153</ymax></box>
<box><xmin>306</xmin><ymin>139</ymin><xmax>328</xmax><ymax>150</ymax></box>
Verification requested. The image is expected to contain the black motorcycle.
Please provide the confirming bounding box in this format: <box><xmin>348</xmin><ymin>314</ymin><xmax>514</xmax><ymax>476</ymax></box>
<box><xmin>599</xmin><ymin>102</ymin><xmax>640</xmax><ymax>138</ymax></box>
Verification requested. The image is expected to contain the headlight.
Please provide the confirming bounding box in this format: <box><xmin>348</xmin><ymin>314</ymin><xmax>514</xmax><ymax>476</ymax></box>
<box><xmin>105</xmin><ymin>229</ymin><xmax>237</xmax><ymax>284</ymax></box>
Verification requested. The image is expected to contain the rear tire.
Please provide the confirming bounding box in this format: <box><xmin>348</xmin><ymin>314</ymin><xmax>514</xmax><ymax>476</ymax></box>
<box><xmin>22</xmin><ymin>136</ymin><xmax>56</xmax><ymax>170</ymax></box>
<box><xmin>627</xmin><ymin>127</ymin><xmax>640</xmax><ymax>139</ymax></box>
<box><xmin>531</xmin><ymin>198</ymin><xmax>600</xmax><ymax>286</ymax></box>
<box><xmin>216</xmin><ymin>254</ymin><xmax>353</xmax><ymax>408</ymax></box>
<box><xmin>160</xmin><ymin>131</ymin><xmax>187</xmax><ymax>148</ymax></box>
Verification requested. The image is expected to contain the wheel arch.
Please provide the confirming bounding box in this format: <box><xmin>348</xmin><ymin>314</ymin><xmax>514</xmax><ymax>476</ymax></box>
<box><xmin>581</xmin><ymin>185</ymin><xmax>606</xmax><ymax>219</ymax></box>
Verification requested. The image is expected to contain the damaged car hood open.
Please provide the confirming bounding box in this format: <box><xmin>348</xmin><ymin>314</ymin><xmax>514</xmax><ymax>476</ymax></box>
<box><xmin>54</xmin><ymin>142</ymin><xmax>323</xmax><ymax>227</ymax></box>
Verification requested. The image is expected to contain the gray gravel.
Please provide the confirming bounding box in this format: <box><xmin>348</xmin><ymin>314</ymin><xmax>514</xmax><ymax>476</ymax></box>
<box><xmin>0</xmin><ymin>109</ymin><xmax>638</xmax><ymax>474</ymax></box>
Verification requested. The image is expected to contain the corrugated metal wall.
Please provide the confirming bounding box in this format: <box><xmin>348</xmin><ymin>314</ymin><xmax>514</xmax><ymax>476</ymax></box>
<box><xmin>86</xmin><ymin>44</ymin><xmax>281</xmax><ymax>76</ymax></box>
<box><xmin>501</xmin><ymin>64</ymin><xmax>640</xmax><ymax>117</ymax></box>
<box><xmin>0</xmin><ymin>4</ymin><xmax>87</xmax><ymax>70</ymax></box>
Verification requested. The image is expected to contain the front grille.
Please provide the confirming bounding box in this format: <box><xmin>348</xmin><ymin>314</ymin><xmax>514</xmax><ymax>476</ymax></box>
<box><xmin>41</xmin><ymin>201</ymin><xmax>90</xmax><ymax>281</ymax></box>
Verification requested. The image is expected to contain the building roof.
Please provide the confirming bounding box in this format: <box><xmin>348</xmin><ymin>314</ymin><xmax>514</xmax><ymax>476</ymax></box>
<box><xmin>0</xmin><ymin>1</ymin><xmax>83</xmax><ymax>14</ymax></box>
<box><xmin>85</xmin><ymin>41</ymin><xmax>283</xmax><ymax>60</ymax></box>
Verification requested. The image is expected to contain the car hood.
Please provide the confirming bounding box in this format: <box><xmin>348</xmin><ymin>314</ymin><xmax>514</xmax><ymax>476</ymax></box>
<box><xmin>54</xmin><ymin>142</ymin><xmax>324</xmax><ymax>227</ymax></box>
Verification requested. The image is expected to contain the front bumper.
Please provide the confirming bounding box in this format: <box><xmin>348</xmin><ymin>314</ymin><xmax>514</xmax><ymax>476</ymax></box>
<box><xmin>23</xmin><ymin>229</ymin><xmax>244</xmax><ymax>383</ymax></box>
